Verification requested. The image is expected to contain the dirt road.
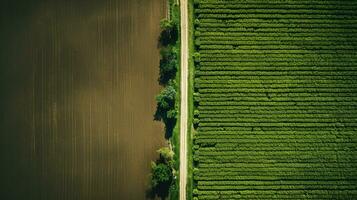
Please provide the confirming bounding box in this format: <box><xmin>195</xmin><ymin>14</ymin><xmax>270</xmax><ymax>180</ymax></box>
<box><xmin>179</xmin><ymin>0</ymin><xmax>188</xmax><ymax>199</ymax></box>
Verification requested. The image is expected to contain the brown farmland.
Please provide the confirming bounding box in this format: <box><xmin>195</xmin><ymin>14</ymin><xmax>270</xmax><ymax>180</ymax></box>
<box><xmin>0</xmin><ymin>0</ymin><xmax>166</xmax><ymax>199</ymax></box>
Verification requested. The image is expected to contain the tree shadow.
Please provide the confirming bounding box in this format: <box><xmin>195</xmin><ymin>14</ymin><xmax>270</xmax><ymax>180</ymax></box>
<box><xmin>164</xmin><ymin>118</ymin><xmax>176</xmax><ymax>139</ymax></box>
<box><xmin>158</xmin><ymin>48</ymin><xmax>178</xmax><ymax>86</ymax></box>
<box><xmin>146</xmin><ymin>155</ymin><xmax>173</xmax><ymax>200</ymax></box>
<box><xmin>159</xmin><ymin>72</ymin><xmax>176</xmax><ymax>86</ymax></box>
<box><xmin>146</xmin><ymin>182</ymin><xmax>171</xmax><ymax>200</ymax></box>
<box><xmin>154</xmin><ymin>107</ymin><xmax>177</xmax><ymax>140</ymax></box>
<box><xmin>158</xmin><ymin>25</ymin><xmax>178</xmax><ymax>47</ymax></box>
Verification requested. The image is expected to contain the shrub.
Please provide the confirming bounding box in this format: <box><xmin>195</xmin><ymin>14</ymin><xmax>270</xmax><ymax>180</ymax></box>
<box><xmin>193</xmin><ymin>189</ymin><xmax>199</xmax><ymax>196</ymax></box>
<box><xmin>159</xmin><ymin>19</ymin><xmax>178</xmax><ymax>46</ymax></box>
<box><xmin>194</xmin><ymin>110</ymin><xmax>200</xmax><ymax>117</ymax></box>
<box><xmin>193</xmin><ymin>52</ymin><xmax>201</xmax><ymax>63</ymax></box>
<box><xmin>157</xmin><ymin>147</ymin><xmax>174</xmax><ymax>163</ymax></box>
<box><xmin>151</xmin><ymin>162</ymin><xmax>172</xmax><ymax>187</ymax></box>
<box><xmin>159</xmin><ymin>47</ymin><xmax>178</xmax><ymax>85</ymax></box>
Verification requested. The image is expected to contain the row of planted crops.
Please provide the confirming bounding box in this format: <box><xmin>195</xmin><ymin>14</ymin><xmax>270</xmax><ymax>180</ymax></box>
<box><xmin>192</xmin><ymin>0</ymin><xmax>357</xmax><ymax>199</ymax></box>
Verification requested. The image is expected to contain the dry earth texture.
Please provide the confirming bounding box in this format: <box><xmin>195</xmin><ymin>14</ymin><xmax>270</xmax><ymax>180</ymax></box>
<box><xmin>0</xmin><ymin>0</ymin><xmax>166</xmax><ymax>199</ymax></box>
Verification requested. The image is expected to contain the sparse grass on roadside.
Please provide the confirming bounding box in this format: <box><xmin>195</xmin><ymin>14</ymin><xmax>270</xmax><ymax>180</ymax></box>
<box><xmin>169</xmin><ymin>0</ymin><xmax>181</xmax><ymax>199</ymax></box>
<box><xmin>186</xmin><ymin>0</ymin><xmax>195</xmax><ymax>199</ymax></box>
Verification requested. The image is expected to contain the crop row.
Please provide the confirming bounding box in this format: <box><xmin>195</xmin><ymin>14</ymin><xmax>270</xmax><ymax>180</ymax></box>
<box><xmin>198</xmin><ymin>121</ymin><xmax>357</xmax><ymax>126</ymax></box>
<box><xmin>197</xmin><ymin>157</ymin><xmax>355</xmax><ymax>165</ymax></box>
<box><xmin>199</xmin><ymin>57</ymin><xmax>357</xmax><ymax>63</ymax></box>
<box><xmin>192</xmin><ymin>0</ymin><xmax>357</xmax><ymax>198</ymax></box>
<box><xmin>196</xmin><ymin>27</ymin><xmax>357</xmax><ymax>34</ymax></box>
<box><xmin>196</xmin><ymin>137</ymin><xmax>356</xmax><ymax>143</ymax></box>
<box><xmin>198</xmin><ymin>68</ymin><xmax>357</xmax><ymax>73</ymax></box>
<box><xmin>198</xmin><ymin>45</ymin><xmax>356</xmax><ymax>51</ymax></box>
<box><xmin>197</xmin><ymin>48</ymin><xmax>357</xmax><ymax>53</ymax></box>
<box><xmin>197</xmin><ymin>14</ymin><xmax>357</xmax><ymax>20</ymax></box>
<box><xmin>196</xmin><ymin>168</ymin><xmax>357</xmax><ymax>174</ymax></box>
<box><xmin>197</xmin><ymin>89</ymin><xmax>357</xmax><ymax>95</ymax></box>
<box><xmin>198</xmin><ymin>0</ymin><xmax>357</xmax><ymax>5</ymax></box>
<box><xmin>199</xmin><ymin>62</ymin><xmax>357</xmax><ymax>67</ymax></box>
<box><xmin>196</xmin><ymin>185</ymin><xmax>357</xmax><ymax>191</ymax></box>
<box><xmin>197</xmin><ymin>127</ymin><xmax>357</xmax><ymax>132</ymax></box>
<box><xmin>196</xmin><ymin>4</ymin><xmax>357</xmax><ymax>9</ymax></box>
<box><xmin>195</xmin><ymin>138</ymin><xmax>356</xmax><ymax>144</ymax></box>
<box><xmin>196</xmin><ymin>32</ymin><xmax>357</xmax><ymax>38</ymax></box>
<box><xmin>198</xmin><ymin>18</ymin><xmax>357</xmax><ymax>25</ymax></box>
<box><xmin>198</xmin><ymin>89</ymin><xmax>357</xmax><ymax>95</ymax></box>
<box><xmin>195</xmin><ymin>145</ymin><xmax>357</xmax><ymax>151</ymax></box>
<box><xmin>198</xmin><ymin>41</ymin><xmax>357</xmax><ymax>47</ymax></box>
<box><xmin>196</xmin><ymin>78</ymin><xmax>356</xmax><ymax>83</ymax></box>
<box><xmin>200</xmin><ymin>52</ymin><xmax>357</xmax><ymax>58</ymax></box>
<box><xmin>198</xmin><ymin>119</ymin><xmax>357</xmax><ymax>125</ymax></box>
<box><xmin>198</xmin><ymin>108</ymin><xmax>357</xmax><ymax>114</ymax></box>
<box><xmin>196</xmin><ymin>144</ymin><xmax>357</xmax><ymax>150</ymax></box>
<box><xmin>194</xmin><ymin>171</ymin><xmax>357</xmax><ymax>178</ymax></box>
<box><xmin>196</xmin><ymin>129</ymin><xmax>355</xmax><ymax>134</ymax></box>
<box><xmin>196</xmin><ymin>70</ymin><xmax>357</xmax><ymax>75</ymax></box>
<box><xmin>196</xmin><ymin>75</ymin><xmax>357</xmax><ymax>80</ymax></box>
<box><xmin>198</xmin><ymin>113</ymin><xmax>357</xmax><ymax>119</ymax></box>
<box><xmin>199</xmin><ymin>62</ymin><xmax>357</xmax><ymax>66</ymax></box>
<box><xmin>197</xmin><ymin>82</ymin><xmax>357</xmax><ymax>87</ymax></box>
<box><xmin>195</xmin><ymin>8</ymin><xmax>357</xmax><ymax>15</ymax></box>
<box><xmin>197</xmin><ymin>24</ymin><xmax>357</xmax><ymax>30</ymax></box>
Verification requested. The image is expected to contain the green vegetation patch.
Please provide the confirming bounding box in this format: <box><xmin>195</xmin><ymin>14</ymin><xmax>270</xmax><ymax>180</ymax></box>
<box><xmin>192</xmin><ymin>0</ymin><xmax>357</xmax><ymax>199</ymax></box>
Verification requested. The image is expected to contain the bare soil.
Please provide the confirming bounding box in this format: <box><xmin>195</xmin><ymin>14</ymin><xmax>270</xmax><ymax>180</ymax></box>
<box><xmin>0</xmin><ymin>0</ymin><xmax>166</xmax><ymax>199</ymax></box>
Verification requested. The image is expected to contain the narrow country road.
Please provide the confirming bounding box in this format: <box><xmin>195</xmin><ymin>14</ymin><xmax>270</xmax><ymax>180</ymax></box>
<box><xmin>179</xmin><ymin>0</ymin><xmax>188</xmax><ymax>199</ymax></box>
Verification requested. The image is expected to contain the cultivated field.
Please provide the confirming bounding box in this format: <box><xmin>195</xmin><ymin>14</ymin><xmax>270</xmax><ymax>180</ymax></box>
<box><xmin>0</xmin><ymin>0</ymin><xmax>165</xmax><ymax>199</ymax></box>
<box><xmin>192</xmin><ymin>0</ymin><xmax>357</xmax><ymax>199</ymax></box>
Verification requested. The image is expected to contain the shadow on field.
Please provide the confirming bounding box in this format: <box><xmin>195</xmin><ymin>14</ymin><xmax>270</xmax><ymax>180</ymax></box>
<box><xmin>146</xmin><ymin>183</ymin><xmax>170</xmax><ymax>200</ymax></box>
<box><xmin>154</xmin><ymin>109</ymin><xmax>177</xmax><ymax>139</ymax></box>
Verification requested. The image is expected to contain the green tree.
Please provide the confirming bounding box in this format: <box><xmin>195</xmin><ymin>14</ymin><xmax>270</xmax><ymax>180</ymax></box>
<box><xmin>159</xmin><ymin>19</ymin><xmax>178</xmax><ymax>46</ymax></box>
<box><xmin>157</xmin><ymin>147</ymin><xmax>174</xmax><ymax>163</ymax></box>
<box><xmin>156</xmin><ymin>86</ymin><xmax>176</xmax><ymax>114</ymax></box>
<box><xmin>160</xmin><ymin>19</ymin><xmax>173</xmax><ymax>30</ymax></box>
<box><xmin>166</xmin><ymin>109</ymin><xmax>177</xmax><ymax>120</ymax></box>
<box><xmin>151</xmin><ymin>162</ymin><xmax>172</xmax><ymax>188</ymax></box>
<box><xmin>155</xmin><ymin>85</ymin><xmax>177</xmax><ymax>138</ymax></box>
<box><xmin>159</xmin><ymin>47</ymin><xmax>177</xmax><ymax>85</ymax></box>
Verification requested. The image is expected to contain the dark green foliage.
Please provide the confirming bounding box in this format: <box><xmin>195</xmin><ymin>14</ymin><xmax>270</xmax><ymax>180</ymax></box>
<box><xmin>155</xmin><ymin>84</ymin><xmax>177</xmax><ymax>138</ymax></box>
<box><xmin>159</xmin><ymin>47</ymin><xmax>178</xmax><ymax>85</ymax></box>
<box><xmin>160</xmin><ymin>19</ymin><xmax>179</xmax><ymax>47</ymax></box>
<box><xmin>151</xmin><ymin>163</ymin><xmax>172</xmax><ymax>187</ymax></box>
<box><xmin>149</xmin><ymin>147</ymin><xmax>175</xmax><ymax>200</ymax></box>
<box><xmin>156</xmin><ymin>85</ymin><xmax>176</xmax><ymax>117</ymax></box>
<box><xmin>151</xmin><ymin>1</ymin><xmax>180</xmax><ymax>200</ymax></box>
<box><xmin>149</xmin><ymin>162</ymin><xmax>172</xmax><ymax>200</ymax></box>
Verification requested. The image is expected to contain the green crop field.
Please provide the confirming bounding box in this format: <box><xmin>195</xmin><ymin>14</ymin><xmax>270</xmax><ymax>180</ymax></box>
<box><xmin>192</xmin><ymin>0</ymin><xmax>357</xmax><ymax>199</ymax></box>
